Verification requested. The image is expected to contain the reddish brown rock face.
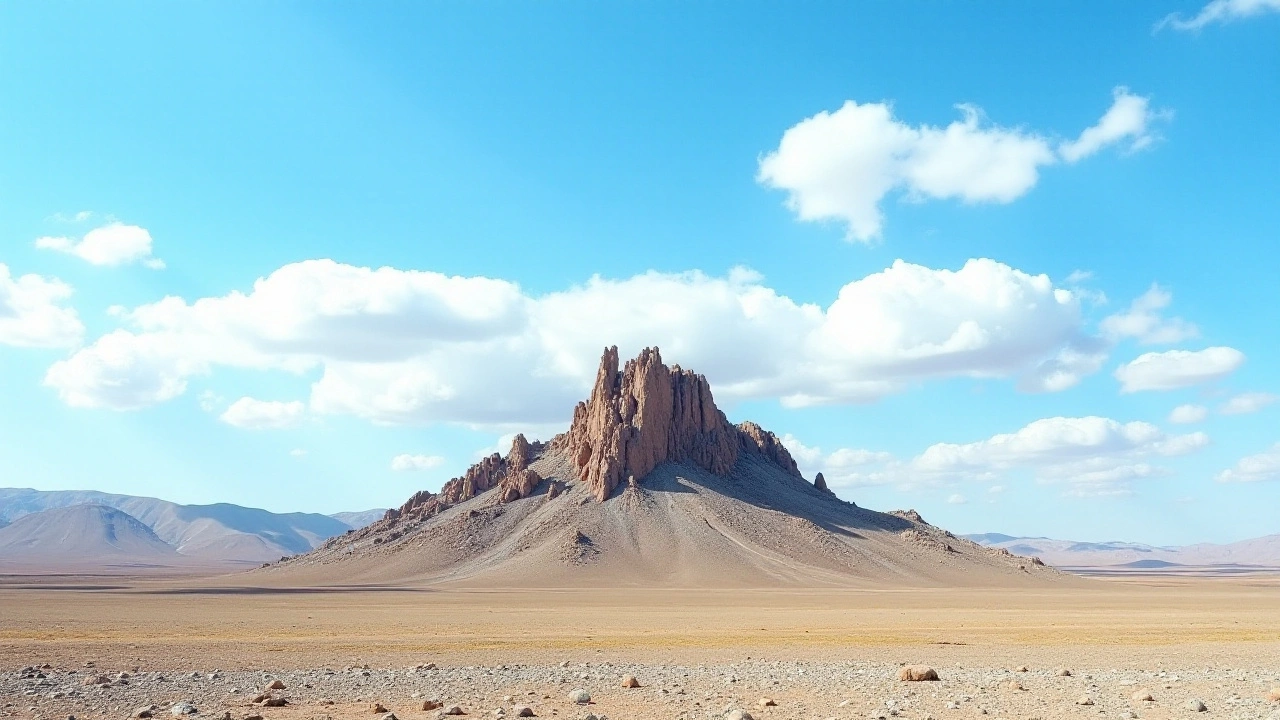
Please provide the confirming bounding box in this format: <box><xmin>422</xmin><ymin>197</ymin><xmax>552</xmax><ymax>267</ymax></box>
<box><xmin>386</xmin><ymin>346</ymin><xmax>803</xmax><ymax>520</ymax></box>
<box><xmin>551</xmin><ymin>346</ymin><xmax>801</xmax><ymax>501</ymax></box>
<box><xmin>388</xmin><ymin>434</ymin><xmax>543</xmax><ymax>521</ymax></box>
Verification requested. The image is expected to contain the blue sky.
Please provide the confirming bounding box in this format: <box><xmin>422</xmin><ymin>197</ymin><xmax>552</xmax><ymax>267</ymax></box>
<box><xmin>1</xmin><ymin>1</ymin><xmax>1277</xmax><ymax>545</ymax></box>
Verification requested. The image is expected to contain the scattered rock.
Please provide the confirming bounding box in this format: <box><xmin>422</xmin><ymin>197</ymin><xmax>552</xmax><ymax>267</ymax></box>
<box><xmin>383</xmin><ymin>714</ymin><xmax>399</xmax><ymax>720</ymax></box>
<box><xmin>757</xmin><ymin>697</ymin><xmax>777</xmax><ymax>707</ymax></box>
<box><xmin>251</xmin><ymin>693</ymin><xmax>271</xmax><ymax>704</ymax></box>
<box><xmin>724</xmin><ymin>711</ymin><xmax>753</xmax><ymax>720</ymax></box>
<box><xmin>169</xmin><ymin>703</ymin><xmax>197</xmax><ymax>716</ymax></box>
<box><xmin>1268</xmin><ymin>688</ymin><xmax>1280</xmax><ymax>703</ymax></box>
<box><xmin>441</xmin><ymin>707</ymin><xmax>465</xmax><ymax>716</ymax></box>
<box><xmin>243</xmin><ymin>715</ymin><xmax>264</xmax><ymax>720</ymax></box>
<box><xmin>1076</xmin><ymin>696</ymin><xmax>1094</xmax><ymax>706</ymax></box>
<box><xmin>262</xmin><ymin>697</ymin><xmax>288</xmax><ymax>707</ymax></box>
<box><xmin>81</xmin><ymin>675</ymin><xmax>109</xmax><ymax>686</ymax></box>
<box><xmin>513</xmin><ymin>708</ymin><xmax>535</xmax><ymax>718</ymax></box>
<box><xmin>1187</xmin><ymin>699</ymin><xmax>1207</xmax><ymax>712</ymax></box>
<box><xmin>568</xmin><ymin>688</ymin><xmax>591</xmax><ymax>704</ymax></box>
<box><xmin>423</xmin><ymin>700</ymin><xmax>444</xmax><ymax>711</ymax></box>
<box><xmin>897</xmin><ymin>665</ymin><xmax>939</xmax><ymax>681</ymax></box>
<box><xmin>371</xmin><ymin>703</ymin><xmax>389</xmax><ymax>714</ymax></box>
<box><xmin>1132</xmin><ymin>689</ymin><xmax>1155</xmax><ymax>702</ymax></box>
<box><xmin>1006</xmin><ymin>680</ymin><xmax>1024</xmax><ymax>691</ymax></box>
<box><xmin>133</xmin><ymin>705</ymin><xmax>156</xmax><ymax>718</ymax></box>
<box><xmin>266</xmin><ymin>679</ymin><xmax>285</xmax><ymax>690</ymax></box>
<box><xmin>1056</xmin><ymin>668</ymin><xmax>1072</xmax><ymax>677</ymax></box>
<box><xmin>620</xmin><ymin>675</ymin><xmax>640</xmax><ymax>688</ymax></box>
<box><xmin>1015</xmin><ymin>665</ymin><xmax>1028</xmax><ymax>672</ymax></box>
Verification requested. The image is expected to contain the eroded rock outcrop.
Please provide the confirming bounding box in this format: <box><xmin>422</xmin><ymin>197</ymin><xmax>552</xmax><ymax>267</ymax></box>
<box><xmin>386</xmin><ymin>434</ymin><xmax>544</xmax><ymax>522</ymax></box>
<box><xmin>550</xmin><ymin>346</ymin><xmax>801</xmax><ymax>501</ymax></box>
<box><xmin>813</xmin><ymin>472</ymin><xmax>830</xmax><ymax>493</ymax></box>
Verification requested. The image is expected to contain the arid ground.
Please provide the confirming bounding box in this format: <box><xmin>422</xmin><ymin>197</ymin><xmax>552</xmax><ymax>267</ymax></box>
<box><xmin>3</xmin><ymin>574</ymin><xmax>1280</xmax><ymax>720</ymax></box>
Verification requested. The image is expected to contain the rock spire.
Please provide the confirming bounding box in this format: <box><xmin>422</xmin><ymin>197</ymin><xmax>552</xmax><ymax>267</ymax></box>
<box><xmin>551</xmin><ymin>346</ymin><xmax>802</xmax><ymax>501</ymax></box>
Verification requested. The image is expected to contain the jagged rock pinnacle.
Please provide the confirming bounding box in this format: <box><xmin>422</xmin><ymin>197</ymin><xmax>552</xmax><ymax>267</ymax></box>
<box><xmin>551</xmin><ymin>346</ymin><xmax>801</xmax><ymax>501</ymax></box>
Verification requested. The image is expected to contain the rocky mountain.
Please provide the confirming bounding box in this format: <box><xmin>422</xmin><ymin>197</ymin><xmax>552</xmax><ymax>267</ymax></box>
<box><xmin>0</xmin><ymin>504</ymin><xmax>180</xmax><ymax>570</ymax></box>
<box><xmin>329</xmin><ymin>509</ymin><xmax>388</xmax><ymax>530</ymax></box>
<box><xmin>0</xmin><ymin>488</ymin><xmax>361</xmax><ymax>569</ymax></box>
<box><xmin>266</xmin><ymin>347</ymin><xmax>1060</xmax><ymax>588</ymax></box>
<box><xmin>965</xmin><ymin>533</ymin><xmax>1280</xmax><ymax>572</ymax></box>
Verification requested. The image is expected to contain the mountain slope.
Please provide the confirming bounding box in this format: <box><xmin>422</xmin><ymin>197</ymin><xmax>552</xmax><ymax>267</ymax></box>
<box><xmin>266</xmin><ymin>347</ymin><xmax>1063</xmax><ymax>589</ymax></box>
<box><xmin>330</xmin><ymin>509</ymin><xmax>388</xmax><ymax>530</ymax></box>
<box><xmin>0</xmin><ymin>488</ymin><xmax>352</xmax><ymax>565</ymax></box>
<box><xmin>0</xmin><ymin>504</ymin><xmax>180</xmax><ymax>569</ymax></box>
<box><xmin>965</xmin><ymin>533</ymin><xmax>1280</xmax><ymax>569</ymax></box>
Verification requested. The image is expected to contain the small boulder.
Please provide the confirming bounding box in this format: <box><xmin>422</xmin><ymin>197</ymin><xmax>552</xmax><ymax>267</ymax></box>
<box><xmin>568</xmin><ymin>689</ymin><xmax>591</xmax><ymax>704</ymax></box>
<box><xmin>514</xmin><ymin>708</ymin><xmax>535</xmax><ymax>718</ymax></box>
<box><xmin>1014</xmin><ymin>666</ymin><xmax>1028</xmax><ymax>672</ymax></box>
<box><xmin>620</xmin><ymin>674</ymin><xmax>640</xmax><ymax>688</ymax></box>
<box><xmin>262</xmin><ymin>697</ymin><xmax>288</xmax><ymax>708</ymax></box>
<box><xmin>383</xmin><ymin>714</ymin><xmax>399</xmax><ymax>720</ymax></box>
<box><xmin>170</xmin><ymin>703</ymin><xmax>197</xmax><ymax>716</ymax></box>
<box><xmin>250</xmin><ymin>693</ymin><xmax>271</xmax><ymax>704</ymax></box>
<box><xmin>1268</xmin><ymin>687</ymin><xmax>1280</xmax><ymax>703</ymax></box>
<box><xmin>1186</xmin><ymin>699</ymin><xmax>1207</xmax><ymax>712</ymax></box>
<box><xmin>82</xmin><ymin>675</ymin><xmax>110</xmax><ymax>686</ymax></box>
<box><xmin>371</xmin><ymin>703</ymin><xmax>389</xmax><ymax>714</ymax></box>
<box><xmin>1056</xmin><ymin>668</ymin><xmax>1072</xmax><ymax>677</ymax></box>
<box><xmin>133</xmin><ymin>706</ymin><xmax>157</xmax><ymax>718</ymax></box>
<box><xmin>1076</xmin><ymin>696</ymin><xmax>1093</xmax><ymax>706</ymax></box>
<box><xmin>725</xmin><ymin>711</ymin><xmax>753</xmax><ymax>720</ymax></box>
<box><xmin>423</xmin><ymin>700</ymin><xmax>444</xmax><ymax>711</ymax></box>
<box><xmin>1131</xmin><ymin>689</ymin><xmax>1154</xmax><ymax>702</ymax></box>
<box><xmin>266</xmin><ymin>679</ymin><xmax>285</xmax><ymax>690</ymax></box>
<box><xmin>757</xmin><ymin>697</ymin><xmax>777</xmax><ymax>707</ymax></box>
<box><xmin>1006</xmin><ymin>680</ymin><xmax>1025</xmax><ymax>691</ymax></box>
<box><xmin>442</xmin><ymin>707</ymin><xmax>465</xmax><ymax>716</ymax></box>
<box><xmin>897</xmin><ymin>665</ymin><xmax>939</xmax><ymax>682</ymax></box>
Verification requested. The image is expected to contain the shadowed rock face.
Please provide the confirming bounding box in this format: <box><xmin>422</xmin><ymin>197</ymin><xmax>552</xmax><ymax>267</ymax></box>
<box><xmin>551</xmin><ymin>346</ymin><xmax>801</xmax><ymax>501</ymax></box>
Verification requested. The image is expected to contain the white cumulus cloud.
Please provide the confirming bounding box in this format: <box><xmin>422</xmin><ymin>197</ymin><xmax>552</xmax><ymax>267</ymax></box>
<box><xmin>1099</xmin><ymin>284</ymin><xmax>1197</xmax><ymax>344</ymax></box>
<box><xmin>36</xmin><ymin>222</ymin><xmax>164</xmax><ymax>269</ymax></box>
<box><xmin>1157</xmin><ymin>0</ymin><xmax>1280</xmax><ymax>31</ymax></box>
<box><xmin>779</xmin><ymin>434</ymin><xmax>894</xmax><ymax>488</ymax></box>
<box><xmin>44</xmin><ymin>257</ymin><xmax>1101</xmax><ymax>423</ymax></box>
<box><xmin>1059</xmin><ymin>88</ymin><xmax>1170</xmax><ymax>163</ymax></box>
<box><xmin>1169</xmin><ymin>404</ymin><xmax>1209</xmax><ymax>424</ymax></box>
<box><xmin>913</xmin><ymin>416</ymin><xmax>1209</xmax><ymax>496</ymax></box>
<box><xmin>1218</xmin><ymin>392</ymin><xmax>1277</xmax><ymax>415</ymax></box>
<box><xmin>758</xmin><ymin>88</ymin><xmax>1168</xmax><ymax>241</ymax></box>
<box><xmin>390</xmin><ymin>454</ymin><xmax>445</xmax><ymax>472</ymax></box>
<box><xmin>219</xmin><ymin>397</ymin><xmax>306</xmax><ymax>429</ymax></box>
<box><xmin>1114</xmin><ymin>347</ymin><xmax>1245</xmax><ymax>392</ymax></box>
<box><xmin>947</xmin><ymin>494</ymin><xmax>967</xmax><ymax>505</ymax></box>
<box><xmin>1216</xmin><ymin>443</ymin><xmax>1280</xmax><ymax>483</ymax></box>
<box><xmin>0</xmin><ymin>264</ymin><xmax>84</xmax><ymax>348</ymax></box>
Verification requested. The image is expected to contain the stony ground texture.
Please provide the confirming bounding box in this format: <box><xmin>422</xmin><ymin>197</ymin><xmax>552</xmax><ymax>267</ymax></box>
<box><xmin>2</xmin><ymin>578</ymin><xmax>1279</xmax><ymax>720</ymax></box>
<box><xmin>5</xmin><ymin>659</ymin><xmax>1280</xmax><ymax>720</ymax></box>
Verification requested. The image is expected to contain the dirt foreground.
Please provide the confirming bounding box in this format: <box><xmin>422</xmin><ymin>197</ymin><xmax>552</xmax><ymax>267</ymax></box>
<box><xmin>3</xmin><ymin>574</ymin><xmax>1279</xmax><ymax>719</ymax></box>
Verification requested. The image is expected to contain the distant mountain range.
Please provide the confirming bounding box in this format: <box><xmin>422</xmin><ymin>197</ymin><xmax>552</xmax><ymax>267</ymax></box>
<box><xmin>964</xmin><ymin>532</ymin><xmax>1280</xmax><ymax>573</ymax></box>
<box><xmin>0</xmin><ymin>488</ymin><xmax>386</xmax><ymax>572</ymax></box>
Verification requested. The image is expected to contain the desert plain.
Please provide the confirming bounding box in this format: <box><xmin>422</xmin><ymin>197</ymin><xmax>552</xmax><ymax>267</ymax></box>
<box><xmin>3</xmin><ymin>573</ymin><xmax>1280</xmax><ymax>720</ymax></box>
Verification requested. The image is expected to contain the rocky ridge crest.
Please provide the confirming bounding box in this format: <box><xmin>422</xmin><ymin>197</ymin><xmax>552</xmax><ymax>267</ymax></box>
<box><xmin>385</xmin><ymin>346</ymin><xmax>807</xmax><ymax>521</ymax></box>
